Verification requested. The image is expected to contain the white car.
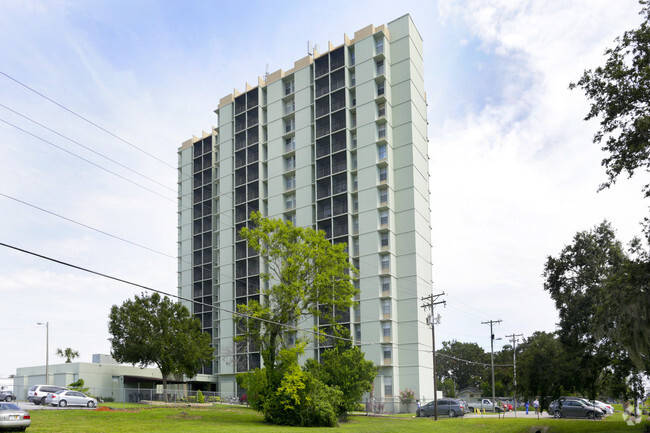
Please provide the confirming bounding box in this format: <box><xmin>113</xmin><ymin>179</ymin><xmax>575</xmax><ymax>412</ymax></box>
<box><xmin>0</xmin><ymin>402</ymin><xmax>31</xmax><ymax>431</ymax></box>
<box><xmin>593</xmin><ymin>400</ymin><xmax>614</xmax><ymax>415</ymax></box>
<box><xmin>45</xmin><ymin>390</ymin><xmax>97</xmax><ymax>408</ymax></box>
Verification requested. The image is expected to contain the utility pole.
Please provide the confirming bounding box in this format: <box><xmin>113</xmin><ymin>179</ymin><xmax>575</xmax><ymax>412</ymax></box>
<box><xmin>506</xmin><ymin>333</ymin><xmax>523</xmax><ymax>418</ymax></box>
<box><xmin>482</xmin><ymin>319</ymin><xmax>502</xmax><ymax>414</ymax></box>
<box><xmin>421</xmin><ymin>292</ymin><xmax>445</xmax><ymax>421</ymax></box>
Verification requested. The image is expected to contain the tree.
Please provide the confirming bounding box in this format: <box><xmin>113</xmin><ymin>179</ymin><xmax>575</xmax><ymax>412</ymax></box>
<box><xmin>570</xmin><ymin>2</ymin><xmax>650</xmax><ymax>197</ymax></box>
<box><xmin>108</xmin><ymin>292</ymin><xmax>213</xmax><ymax>396</ymax></box>
<box><xmin>516</xmin><ymin>332</ymin><xmax>568</xmax><ymax>410</ymax></box>
<box><xmin>304</xmin><ymin>329</ymin><xmax>376</xmax><ymax>418</ymax></box>
<box><xmin>56</xmin><ymin>347</ymin><xmax>79</xmax><ymax>363</ymax></box>
<box><xmin>543</xmin><ymin>220</ymin><xmax>649</xmax><ymax>393</ymax></box>
<box><xmin>436</xmin><ymin>340</ymin><xmax>489</xmax><ymax>390</ymax></box>
<box><xmin>235</xmin><ymin>212</ymin><xmax>357</xmax><ymax>374</ymax></box>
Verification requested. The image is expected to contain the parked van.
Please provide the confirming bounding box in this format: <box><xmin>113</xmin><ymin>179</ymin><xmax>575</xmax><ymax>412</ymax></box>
<box><xmin>27</xmin><ymin>385</ymin><xmax>67</xmax><ymax>405</ymax></box>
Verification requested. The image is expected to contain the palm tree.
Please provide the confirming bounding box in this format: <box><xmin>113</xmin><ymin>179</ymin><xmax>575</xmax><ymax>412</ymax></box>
<box><xmin>56</xmin><ymin>347</ymin><xmax>79</xmax><ymax>363</ymax></box>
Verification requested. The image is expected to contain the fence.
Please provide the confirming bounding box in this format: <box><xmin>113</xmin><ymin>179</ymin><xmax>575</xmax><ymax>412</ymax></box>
<box><xmin>12</xmin><ymin>385</ymin><xmax>249</xmax><ymax>407</ymax></box>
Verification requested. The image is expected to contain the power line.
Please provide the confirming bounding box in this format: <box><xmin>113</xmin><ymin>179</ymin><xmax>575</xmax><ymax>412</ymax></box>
<box><xmin>0</xmin><ymin>70</ymin><xmax>175</xmax><ymax>169</ymax></box>
<box><xmin>0</xmin><ymin>241</ymin><xmax>434</xmax><ymax>356</ymax></box>
<box><xmin>0</xmin><ymin>103</ymin><xmax>175</xmax><ymax>192</ymax></box>
<box><xmin>0</xmin><ymin>192</ymin><xmax>177</xmax><ymax>260</ymax></box>
<box><xmin>0</xmin><ymin>117</ymin><xmax>174</xmax><ymax>203</ymax></box>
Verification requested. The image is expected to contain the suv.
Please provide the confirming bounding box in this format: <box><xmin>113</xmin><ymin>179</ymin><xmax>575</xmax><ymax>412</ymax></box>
<box><xmin>417</xmin><ymin>398</ymin><xmax>466</xmax><ymax>417</ymax></box>
<box><xmin>27</xmin><ymin>385</ymin><xmax>67</xmax><ymax>405</ymax></box>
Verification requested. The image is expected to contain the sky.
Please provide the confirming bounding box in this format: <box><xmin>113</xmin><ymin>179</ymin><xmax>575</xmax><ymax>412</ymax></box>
<box><xmin>0</xmin><ymin>0</ymin><xmax>648</xmax><ymax>380</ymax></box>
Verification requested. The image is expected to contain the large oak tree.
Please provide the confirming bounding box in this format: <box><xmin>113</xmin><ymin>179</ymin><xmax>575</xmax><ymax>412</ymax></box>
<box><xmin>108</xmin><ymin>292</ymin><xmax>213</xmax><ymax>396</ymax></box>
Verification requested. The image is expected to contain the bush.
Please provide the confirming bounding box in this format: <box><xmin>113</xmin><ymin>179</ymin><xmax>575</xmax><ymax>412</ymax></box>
<box><xmin>399</xmin><ymin>388</ymin><xmax>415</xmax><ymax>405</ymax></box>
<box><xmin>197</xmin><ymin>390</ymin><xmax>205</xmax><ymax>403</ymax></box>
<box><xmin>97</xmin><ymin>396</ymin><xmax>114</xmax><ymax>402</ymax></box>
<box><xmin>207</xmin><ymin>396</ymin><xmax>221</xmax><ymax>403</ymax></box>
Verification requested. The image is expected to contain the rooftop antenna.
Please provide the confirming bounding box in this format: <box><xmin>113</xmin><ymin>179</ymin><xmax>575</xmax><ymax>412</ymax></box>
<box><xmin>263</xmin><ymin>63</ymin><xmax>269</xmax><ymax>82</ymax></box>
<box><xmin>308</xmin><ymin>40</ymin><xmax>312</xmax><ymax>56</ymax></box>
<box><xmin>314</xmin><ymin>43</ymin><xmax>319</xmax><ymax>53</ymax></box>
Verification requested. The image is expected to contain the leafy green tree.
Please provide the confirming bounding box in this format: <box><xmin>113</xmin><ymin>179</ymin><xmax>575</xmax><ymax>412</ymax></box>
<box><xmin>516</xmin><ymin>332</ymin><xmax>568</xmax><ymax>410</ymax></box>
<box><xmin>236</xmin><ymin>213</ymin><xmax>357</xmax><ymax>375</ymax></box>
<box><xmin>235</xmin><ymin>213</ymin><xmax>358</xmax><ymax>425</ymax></box>
<box><xmin>304</xmin><ymin>329</ymin><xmax>376</xmax><ymax>418</ymax></box>
<box><xmin>108</xmin><ymin>292</ymin><xmax>213</xmax><ymax>397</ymax></box>
<box><xmin>238</xmin><ymin>344</ymin><xmax>342</xmax><ymax>427</ymax></box>
<box><xmin>436</xmin><ymin>340</ymin><xmax>489</xmax><ymax>390</ymax></box>
<box><xmin>570</xmin><ymin>2</ymin><xmax>650</xmax><ymax>197</ymax></box>
<box><xmin>56</xmin><ymin>347</ymin><xmax>79</xmax><ymax>363</ymax></box>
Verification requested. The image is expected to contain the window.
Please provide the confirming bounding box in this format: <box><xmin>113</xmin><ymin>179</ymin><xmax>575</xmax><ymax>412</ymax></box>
<box><xmin>352</xmin><ymin>174</ymin><xmax>358</xmax><ymax>191</ymax></box>
<box><xmin>377</xmin><ymin>102</ymin><xmax>386</xmax><ymax>117</ymax></box>
<box><xmin>377</xmin><ymin>81</ymin><xmax>385</xmax><ymax>96</ymax></box>
<box><xmin>381</xmin><ymin>299</ymin><xmax>391</xmax><ymax>316</ymax></box>
<box><xmin>376</xmin><ymin>38</ymin><xmax>384</xmax><ymax>55</ymax></box>
<box><xmin>285</xmin><ymin>194</ymin><xmax>296</xmax><ymax>210</ymax></box>
<box><xmin>381</xmin><ymin>255</ymin><xmax>390</xmax><ymax>272</ymax></box>
<box><xmin>384</xmin><ymin>376</ymin><xmax>392</xmax><ymax>396</ymax></box>
<box><xmin>284</xmin><ymin>79</ymin><xmax>294</xmax><ymax>95</ymax></box>
<box><xmin>350</xmin><ymin>71</ymin><xmax>356</xmax><ymax>86</ymax></box>
<box><xmin>285</xmin><ymin>118</ymin><xmax>295</xmax><ymax>133</ymax></box>
<box><xmin>378</xmin><ymin>125</ymin><xmax>386</xmax><ymax>139</ymax></box>
<box><xmin>378</xmin><ymin>144</ymin><xmax>387</xmax><ymax>160</ymax></box>
<box><xmin>284</xmin><ymin>99</ymin><xmax>295</xmax><ymax>115</ymax></box>
<box><xmin>379</xmin><ymin>166</ymin><xmax>387</xmax><ymax>182</ymax></box>
<box><xmin>285</xmin><ymin>213</ymin><xmax>296</xmax><ymax>225</ymax></box>
<box><xmin>285</xmin><ymin>174</ymin><xmax>296</xmax><ymax>190</ymax></box>
<box><xmin>285</xmin><ymin>136</ymin><xmax>296</xmax><ymax>152</ymax></box>
<box><xmin>355</xmin><ymin>325</ymin><xmax>361</xmax><ymax>341</ymax></box>
<box><xmin>284</xmin><ymin>155</ymin><xmax>296</xmax><ymax>171</ymax></box>
<box><xmin>383</xmin><ymin>346</ymin><xmax>392</xmax><ymax>363</ymax></box>
<box><xmin>350</xmin><ymin>51</ymin><xmax>355</xmax><ymax>66</ymax></box>
<box><xmin>381</xmin><ymin>276</ymin><xmax>390</xmax><ymax>294</ymax></box>
<box><xmin>379</xmin><ymin>209</ymin><xmax>389</xmax><ymax>227</ymax></box>
<box><xmin>382</xmin><ymin>322</ymin><xmax>391</xmax><ymax>337</ymax></box>
<box><xmin>351</xmin><ymin>133</ymin><xmax>357</xmax><ymax>148</ymax></box>
<box><xmin>380</xmin><ymin>232</ymin><xmax>389</xmax><ymax>248</ymax></box>
<box><xmin>379</xmin><ymin>190</ymin><xmax>388</xmax><ymax>205</ymax></box>
<box><xmin>376</xmin><ymin>59</ymin><xmax>385</xmax><ymax>75</ymax></box>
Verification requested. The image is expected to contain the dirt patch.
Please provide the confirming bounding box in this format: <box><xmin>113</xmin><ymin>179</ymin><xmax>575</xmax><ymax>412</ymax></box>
<box><xmin>94</xmin><ymin>406</ymin><xmax>114</xmax><ymax>412</ymax></box>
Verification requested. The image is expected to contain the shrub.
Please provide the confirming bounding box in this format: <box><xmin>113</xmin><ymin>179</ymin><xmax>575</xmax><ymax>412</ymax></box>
<box><xmin>197</xmin><ymin>390</ymin><xmax>205</xmax><ymax>403</ymax></box>
<box><xmin>399</xmin><ymin>388</ymin><xmax>416</xmax><ymax>405</ymax></box>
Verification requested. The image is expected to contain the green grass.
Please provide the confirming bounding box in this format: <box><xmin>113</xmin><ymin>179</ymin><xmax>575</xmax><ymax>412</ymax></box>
<box><xmin>22</xmin><ymin>404</ymin><xmax>649</xmax><ymax>433</ymax></box>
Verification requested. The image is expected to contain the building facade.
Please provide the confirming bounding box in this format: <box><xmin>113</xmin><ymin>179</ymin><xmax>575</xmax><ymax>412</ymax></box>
<box><xmin>178</xmin><ymin>14</ymin><xmax>433</xmax><ymax>401</ymax></box>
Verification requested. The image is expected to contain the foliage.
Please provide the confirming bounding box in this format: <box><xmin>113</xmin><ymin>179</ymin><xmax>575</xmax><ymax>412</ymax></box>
<box><xmin>238</xmin><ymin>344</ymin><xmax>341</xmax><ymax>427</ymax></box>
<box><xmin>544</xmin><ymin>221</ymin><xmax>649</xmax><ymax>381</ymax></box>
<box><xmin>398</xmin><ymin>388</ymin><xmax>415</xmax><ymax>405</ymax></box>
<box><xmin>235</xmin><ymin>212</ymin><xmax>358</xmax><ymax>376</ymax></box>
<box><xmin>438</xmin><ymin>379</ymin><xmax>456</xmax><ymax>398</ymax></box>
<box><xmin>108</xmin><ymin>292</ymin><xmax>214</xmax><ymax>398</ymax></box>
<box><xmin>68</xmin><ymin>378</ymin><xmax>89</xmax><ymax>395</ymax></box>
<box><xmin>304</xmin><ymin>327</ymin><xmax>376</xmax><ymax>417</ymax></box>
<box><xmin>436</xmin><ymin>340</ymin><xmax>489</xmax><ymax>390</ymax></box>
<box><xmin>516</xmin><ymin>332</ymin><xmax>568</xmax><ymax>410</ymax></box>
<box><xmin>570</xmin><ymin>2</ymin><xmax>650</xmax><ymax>198</ymax></box>
<box><xmin>197</xmin><ymin>390</ymin><xmax>204</xmax><ymax>403</ymax></box>
<box><xmin>56</xmin><ymin>347</ymin><xmax>79</xmax><ymax>363</ymax></box>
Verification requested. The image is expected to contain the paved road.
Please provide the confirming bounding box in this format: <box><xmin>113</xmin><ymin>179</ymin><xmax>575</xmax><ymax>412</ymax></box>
<box><xmin>464</xmin><ymin>410</ymin><xmax>552</xmax><ymax>419</ymax></box>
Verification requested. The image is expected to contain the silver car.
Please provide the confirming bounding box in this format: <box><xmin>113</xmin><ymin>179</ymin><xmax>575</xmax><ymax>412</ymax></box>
<box><xmin>0</xmin><ymin>402</ymin><xmax>31</xmax><ymax>431</ymax></box>
<box><xmin>45</xmin><ymin>390</ymin><xmax>97</xmax><ymax>408</ymax></box>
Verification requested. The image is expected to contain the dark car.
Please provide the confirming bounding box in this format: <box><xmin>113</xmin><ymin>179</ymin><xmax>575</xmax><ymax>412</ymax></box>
<box><xmin>0</xmin><ymin>391</ymin><xmax>15</xmax><ymax>402</ymax></box>
<box><xmin>417</xmin><ymin>398</ymin><xmax>466</xmax><ymax>418</ymax></box>
<box><xmin>548</xmin><ymin>399</ymin><xmax>604</xmax><ymax>419</ymax></box>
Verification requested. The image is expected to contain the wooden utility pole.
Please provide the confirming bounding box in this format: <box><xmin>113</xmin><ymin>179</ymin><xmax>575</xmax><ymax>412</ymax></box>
<box><xmin>421</xmin><ymin>292</ymin><xmax>445</xmax><ymax>420</ymax></box>
<box><xmin>482</xmin><ymin>319</ymin><xmax>502</xmax><ymax>415</ymax></box>
<box><xmin>506</xmin><ymin>333</ymin><xmax>523</xmax><ymax>417</ymax></box>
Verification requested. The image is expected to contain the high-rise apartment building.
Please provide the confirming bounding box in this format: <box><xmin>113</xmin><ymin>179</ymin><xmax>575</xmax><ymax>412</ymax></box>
<box><xmin>178</xmin><ymin>14</ymin><xmax>433</xmax><ymax>402</ymax></box>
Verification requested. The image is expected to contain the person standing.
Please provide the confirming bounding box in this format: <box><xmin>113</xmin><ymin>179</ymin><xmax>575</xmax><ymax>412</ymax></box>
<box><xmin>525</xmin><ymin>400</ymin><xmax>529</xmax><ymax>415</ymax></box>
<box><xmin>533</xmin><ymin>398</ymin><xmax>539</xmax><ymax>415</ymax></box>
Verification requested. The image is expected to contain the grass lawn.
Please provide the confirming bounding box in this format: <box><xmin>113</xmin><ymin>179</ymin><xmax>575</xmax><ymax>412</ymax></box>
<box><xmin>23</xmin><ymin>403</ymin><xmax>649</xmax><ymax>433</ymax></box>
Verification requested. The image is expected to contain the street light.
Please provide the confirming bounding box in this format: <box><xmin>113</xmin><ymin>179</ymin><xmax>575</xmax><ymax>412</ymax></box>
<box><xmin>37</xmin><ymin>322</ymin><xmax>49</xmax><ymax>385</ymax></box>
